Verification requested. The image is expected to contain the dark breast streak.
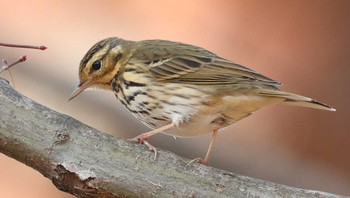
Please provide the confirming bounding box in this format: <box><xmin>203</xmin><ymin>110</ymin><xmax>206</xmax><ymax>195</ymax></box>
<box><xmin>111</xmin><ymin>73</ymin><xmax>170</xmax><ymax>129</ymax></box>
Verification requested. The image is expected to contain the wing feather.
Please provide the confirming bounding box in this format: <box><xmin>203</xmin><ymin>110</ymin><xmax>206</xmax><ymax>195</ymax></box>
<box><xmin>130</xmin><ymin>40</ymin><xmax>281</xmax><ymax>86</ymax></box>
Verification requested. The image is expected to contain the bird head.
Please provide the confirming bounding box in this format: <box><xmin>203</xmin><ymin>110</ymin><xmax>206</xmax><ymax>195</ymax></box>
<box><xmin>69</xmin><ymin>37</ymin><xmax>133</xmax><ymax>101</ymax></box>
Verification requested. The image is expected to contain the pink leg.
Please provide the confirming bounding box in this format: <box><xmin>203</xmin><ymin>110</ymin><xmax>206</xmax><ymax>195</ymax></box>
<box><xmin>128</xmin><ymin>122</ymin><xmax>175</xmax><ymax>161</ymax></box>
<box><xmin>187</xmin><ymin>129</ymin><xmax>218</xmax><ymax>166</ymax></box>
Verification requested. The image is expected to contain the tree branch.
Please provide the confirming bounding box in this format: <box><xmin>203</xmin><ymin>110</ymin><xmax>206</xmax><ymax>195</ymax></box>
<box><xmin>0</xmin><ymin>78</ymin><xmax>342</xmax><ymax>198</ymax></box>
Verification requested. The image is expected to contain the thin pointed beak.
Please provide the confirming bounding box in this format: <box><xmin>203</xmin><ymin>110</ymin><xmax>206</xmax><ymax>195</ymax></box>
<box><xmin>68</xmin><ymin>79</ymin><xmax>95</xmax><ymax>101</ymax></box>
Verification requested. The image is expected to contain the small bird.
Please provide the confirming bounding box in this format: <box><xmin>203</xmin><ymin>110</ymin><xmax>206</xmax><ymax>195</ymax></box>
<box><xmin>69</xmin><ymin>37</ymin><xmax>335</xmax><ymax>165</ymax></box>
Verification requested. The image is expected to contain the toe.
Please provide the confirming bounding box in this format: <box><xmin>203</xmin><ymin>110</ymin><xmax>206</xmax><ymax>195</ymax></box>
<box><xmin>143</xmin><ymin>140</ymin><xmax>157</xmax><ymax>161</ymax></box>
<box><xmin>186</xmin><ymin>158</ymin><xmax>204</xmax><ymax>167</ymax></box>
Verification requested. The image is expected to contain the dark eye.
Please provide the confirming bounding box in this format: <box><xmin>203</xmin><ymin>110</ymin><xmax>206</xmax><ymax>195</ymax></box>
<box><xmin>92</xmin><ymin>60</ymin><xmax>102</xmax><ymax>71</ymax></box>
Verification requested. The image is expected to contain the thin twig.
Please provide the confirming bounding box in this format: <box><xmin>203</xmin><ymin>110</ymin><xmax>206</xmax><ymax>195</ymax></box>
<box><xmin>0</xmin><ymin>56</ymin><xmax>27</xmax><ymax>73</ymax></box>
<box><xmin>0</xmin><ymin>42</ymin><xmax>47</xmax><ymax>86</ymax></box>
<box><xmin>0</xmin><ymin>42</ymin><xmax>47</xmax><ymax>50</ymax></box>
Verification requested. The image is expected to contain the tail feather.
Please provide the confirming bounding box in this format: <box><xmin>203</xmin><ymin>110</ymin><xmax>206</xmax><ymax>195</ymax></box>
<box><xmin>259</xmin><ymin>90</ymin><xmax>336</xmax><ymax>112</ymax></box>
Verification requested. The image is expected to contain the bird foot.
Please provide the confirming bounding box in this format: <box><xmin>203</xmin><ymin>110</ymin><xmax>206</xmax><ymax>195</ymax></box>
<box><xmin>186</xmin><ymin>157</ymin><xmax>208</xmax><ymax>167</ymax></box>
<box><xmin>128</xmin><ymin>136</ymin><xmax>157</xmax><ymax>161</ymax></box>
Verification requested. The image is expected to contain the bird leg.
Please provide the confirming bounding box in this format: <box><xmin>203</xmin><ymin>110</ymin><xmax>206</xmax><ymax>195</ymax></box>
<box><xmin>128</xmin><ymin>122</ymin><xmax>175</xmax><ymax>161</ymax></box>
<box><xmin>187</xmin><ymin>129</ymin><xmax>218</xmax><ymax>166</ymax></box>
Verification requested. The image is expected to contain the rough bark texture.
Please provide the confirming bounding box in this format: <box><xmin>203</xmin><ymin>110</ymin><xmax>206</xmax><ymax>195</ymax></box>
<box><xmin>0</xmin><ymin>78</ymin><xmax>345</xmax><ymax>198</ymax></box>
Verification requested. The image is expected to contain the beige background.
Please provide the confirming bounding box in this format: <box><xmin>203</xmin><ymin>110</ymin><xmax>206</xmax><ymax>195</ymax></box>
<box><xmin>0</xmin><ymin>0</ymin><xmax>349</xmax><ymax>197</ymax></box>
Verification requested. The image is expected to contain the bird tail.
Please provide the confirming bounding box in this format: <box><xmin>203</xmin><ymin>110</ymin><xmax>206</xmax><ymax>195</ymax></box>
<box><xmin>259</xmin><ymin>90</ymin><xmax>336</xmax><ymax>111</ymax></box>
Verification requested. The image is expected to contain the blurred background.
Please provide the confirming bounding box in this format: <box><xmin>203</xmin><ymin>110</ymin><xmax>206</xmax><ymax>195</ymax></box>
<box><xmin>0</xmin><ymin>0</ymin><xmax>349</xmax><ymax>197</ymax></box>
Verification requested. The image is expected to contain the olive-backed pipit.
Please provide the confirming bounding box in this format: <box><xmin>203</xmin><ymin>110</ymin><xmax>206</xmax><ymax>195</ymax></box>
<box><xmin>69</xmin><ymin>37</ymin><xmax>335</xmax><ymax>165</ymax></box>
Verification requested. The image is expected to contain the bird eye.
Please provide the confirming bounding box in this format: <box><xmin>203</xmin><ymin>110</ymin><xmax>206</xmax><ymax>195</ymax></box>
<box><xmin>92</xmin><ymin>60</ymin><xmax>102</xmax><ymax>71</ymax></box>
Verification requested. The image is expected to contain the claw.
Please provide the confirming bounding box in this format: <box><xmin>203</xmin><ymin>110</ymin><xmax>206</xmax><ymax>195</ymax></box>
<box><xmin>186</xmin><ymin>157</ymin><xmax>208</xmax><ymax>168</ymax></box>
<box><xmin>127</xmin><ymin>137</ymin><xmax>142</xmax><ymax>143</ymax></box>
<box><xmin>143</xmin><ymin>140</ymin><xmax>157</xmax><ymax>161</ymax></box>
<box><xmin>127</xmin><ymin>136</ymin><xmax>157</xmax><ymax>161</ymax></box>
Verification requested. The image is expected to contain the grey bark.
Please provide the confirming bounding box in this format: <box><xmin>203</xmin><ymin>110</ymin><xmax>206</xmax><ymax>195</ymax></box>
<box><xmin>0</xmin><ymin>78</ymin><xmax>345</xmax><ymax>198</ymax></box>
